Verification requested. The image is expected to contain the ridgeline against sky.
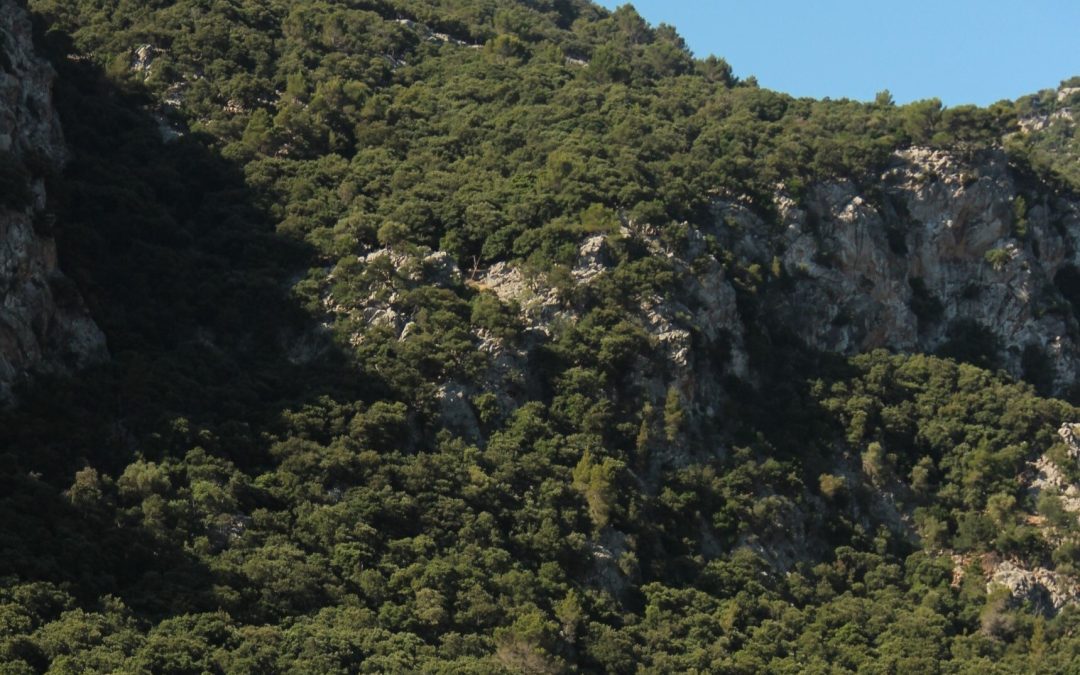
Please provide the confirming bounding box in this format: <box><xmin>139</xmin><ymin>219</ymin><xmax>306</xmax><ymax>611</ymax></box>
<box><xmin>1</xmin><ymin>0</ymin><xmax>1080</xmax><ymax>671</ymax></box>
<box><xmin>599</xmin><ymin>0</ymin><xmax>1080</xmax><ymax>106</ymax></box>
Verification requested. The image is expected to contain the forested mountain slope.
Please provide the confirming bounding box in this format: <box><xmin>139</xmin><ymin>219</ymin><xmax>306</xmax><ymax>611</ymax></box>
<box><xmin>2</xmin><ymin>0</ymin><xmax>1080</xmax><ymax>671</ymax></box>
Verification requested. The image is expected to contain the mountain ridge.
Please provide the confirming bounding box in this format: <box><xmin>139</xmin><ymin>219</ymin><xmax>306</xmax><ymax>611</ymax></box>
<box><xmin>3</xmin><ymin>0</ymin><xmax>1080</xmax><ymax>671</ymax></box>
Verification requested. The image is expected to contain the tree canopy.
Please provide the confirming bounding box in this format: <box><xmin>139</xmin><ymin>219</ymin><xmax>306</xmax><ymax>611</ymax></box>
<box><xmin>2</xmin><ymin>0</ymin><xmax>1080</xmax><ymax>671</ymax></box>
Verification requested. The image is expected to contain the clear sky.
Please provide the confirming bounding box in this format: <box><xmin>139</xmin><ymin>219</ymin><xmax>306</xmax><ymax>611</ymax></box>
<box><xmin>595</xmin><ymin>1</ymin><xmax>1080</xmax><ymax>106</ymax></box>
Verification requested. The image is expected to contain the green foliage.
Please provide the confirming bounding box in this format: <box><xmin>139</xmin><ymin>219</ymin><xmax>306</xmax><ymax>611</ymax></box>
<box><xmin>819</xmin><ymin>473</ymin><xmax>847</xmax><ymax>500</ymax></box>
<box><xmin>3</xmin><ymin>0</ymin><xmax>1079</xmax><ymax>671</ymax></box>
<box><xmin>984</xmin><ymin>246</ymin><xmax>1012</xmax><ymax>271</ymax></box>
<box><xmin>572</xmin><ymin>449</ymin><xmax>623</xmax><ymax>530</ymax></box>
<box><xmin>1006</xmin><ymin>81</ymin><xmax>1080</xmax><ymax>190</ymax></box>
<box><xmin>1013</xmin><ymin>195</ymin><xmax>1029</xmax><ymax>238</ymax></box>
<box><xmin>901</xmin><ymin>98</ymin><xmax>943</xmax><ymax>144</ymax></box>
<box><xmin>662</xmin><ymin>385</ymin><xmax>683</xmax><ymax>444</ymax></box>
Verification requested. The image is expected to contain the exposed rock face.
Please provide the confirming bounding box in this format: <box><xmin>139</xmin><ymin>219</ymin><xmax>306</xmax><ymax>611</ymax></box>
<box><xmin>460</xmin><ymin>150</ymin><xmax>1080</xmax><ymax>605</ymax></box>
<box><xmin>444</xmin><ymin>147</ymin><xmax>1080</xmax><ymax>462</ymax></box>
<box><xmin>975</xmin><ymin>422</ymin><xmax>1080</xmax><ymax>613</ymax></box>
<box><xmin>312</xmin><ymin>126</ymin><xmax>1080</xmax><ymax>609</ymax></box>
<box><xmin>0</xmin><ymin>0</ymin><xmax>105</xmax><ymax>401</ymax></box>
<box><xmin>715</xmin><ymin>147</ymin><xmax>1080</xmax><ymax>394</ymax></box>
<box><xmin>989</xmin><ymin>559</ymin><xmax>1079</xmax><ymax>614</ymax></box>
<box><xmin>335</xmin><ymin>145</ymin><xmax>1080</xmax><ymax>457</ymax></box>
<box><xmin>1017</xmin><ymin>85</ymin><xmax>1076</xmax><ymax>132</ymax></box>
<box><xmin>1028</xmin><ymin>424</ymin><xmax>1080</xmax><ymax>525</ymax></box>
<box><xmin>473</xmin><ymin>228</ymin><xmax>746</xmax><ymax>469</ymax></box>
<box><xmin>0</xmin><ymin>4</ymin><xmax>62</xmax><ymax>160</ymax></box>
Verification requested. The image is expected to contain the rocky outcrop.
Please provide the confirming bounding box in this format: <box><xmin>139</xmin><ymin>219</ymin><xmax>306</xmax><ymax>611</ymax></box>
<box><xmin>462</xmin><ymin>150</ymin><xmax>1080</xmax><ymax>608</ymax></box>
<box><xmin>0</xmin><ymin>0</ymin><xmax>105</xmax><ymax>401</ymax></box>
<box><xmin>1028</xmin><ymin>423</ymin><xmax>1080</xmax><ymax>529</ymax></box>
<box><xmin>989</xmin><ymin>559</ymin><xmax>1079</xmax><ymax>614</ymax></box>
<box><xmin>715</xmin><ymin>147</ymin><xmax>1080</xmax><ymax>394</ymax></box>
<box><xmin>333</xmin><ymin>144</ymin><xmax>1080</xmax><ymax>456</ymax></box>
<box><xmin>314</xmin><ymin>120</ymin><xmax>1080</xmax><ymax>611</ymax></box>
<box><xmin>1017</xmin><ymin>84</ymin><xmax>1076</xmax><ymax>133</ymax></box>
<box><xmin>968</xmin><ymin>422</ymin><xmax>1080</xmax><ymax>613</ymax></box>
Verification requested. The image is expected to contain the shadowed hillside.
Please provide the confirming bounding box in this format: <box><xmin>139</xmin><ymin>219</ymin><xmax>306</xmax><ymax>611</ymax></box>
<box><xmin>2</xmin><ymin>0</ymin><xmax>1080</xmax><ymax>671</ymax></box>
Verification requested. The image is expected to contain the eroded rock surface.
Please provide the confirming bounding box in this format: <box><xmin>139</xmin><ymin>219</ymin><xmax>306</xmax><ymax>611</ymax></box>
<box><xmin>715</xmin><ymin>147</ymin><xmax>1080</xmax><ymax>393</ymax></box>
<box><xmin>0</xmin><ymin>0</ymin><xmax>105</xmax><ymax>401</ymax></box>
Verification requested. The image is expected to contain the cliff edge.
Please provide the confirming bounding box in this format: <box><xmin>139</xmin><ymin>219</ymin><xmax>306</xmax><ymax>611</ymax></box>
<box><xmin>0</xmin><ymin>0</ymin><xmax>104</xmax><ymax>400</ymax></box>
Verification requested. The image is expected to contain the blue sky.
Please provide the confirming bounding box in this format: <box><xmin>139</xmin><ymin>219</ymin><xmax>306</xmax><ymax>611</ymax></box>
<box><xmin>595</xmin><ymin>1</ymin><xmax>1080</xmax><ymax>106</ymax></box>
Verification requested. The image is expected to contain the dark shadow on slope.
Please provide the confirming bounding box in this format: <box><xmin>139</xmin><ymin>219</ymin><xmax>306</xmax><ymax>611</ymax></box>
<box><xmin>730</xmin><ymin>317</ymin><xmax>922</xmax><ymax>555</ymax></box>
<box><xmin>0</xmin><ymin>25</ymin><xmax>381</xmax><ymax>619</ymax></box>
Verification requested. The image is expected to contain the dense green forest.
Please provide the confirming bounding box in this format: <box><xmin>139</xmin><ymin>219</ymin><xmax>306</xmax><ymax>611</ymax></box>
<box><xmin>2</xmin><ymin>0</ymin><xmax>1080</xmax><ymax>671</ymax></box>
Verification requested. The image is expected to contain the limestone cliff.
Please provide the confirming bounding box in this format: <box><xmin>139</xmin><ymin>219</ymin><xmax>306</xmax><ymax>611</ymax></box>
<box><xmin>0</xmin><ymin>0</ymin><xmax>104</xmax><ymax>400</ymax></box>
<box><xmin>477</xmin><ymin>144</ymin><xmax>1080</xmax><ymax>429</ymax></box>
<box><xmin>716</xmin><ymin>146</ymin><xmax>1080</xmax><ymax>395</ymax></box>
<box><xmin>332</xmin><ymin>142</ymin><xmax>1080</xmax><ymax>440</ymax></box>
<box><xmin>332</xmin><ymin>142</ymin><xmax>1080</xmax><ymax>606</ymax></box>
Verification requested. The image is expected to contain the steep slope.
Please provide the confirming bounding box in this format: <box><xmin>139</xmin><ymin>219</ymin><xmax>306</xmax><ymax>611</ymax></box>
<box><xmin>1011</xmin><ymin>79</ymin><xmax>1080</xmax><ymax>189</ymax></box>
<box><xmin>3</xmin><ymin>0</ymin><xmax>1080</xmax><ymax>671</ymax></box>
<box><xmin>721</xmin><ymin>146</ymin><xmax>1080</xmax><ymax>394</ymax></box>
<box><xmin>0</xmin><ymin>0</ymin><xmax>103</xmax><ymax>401</ymax></box>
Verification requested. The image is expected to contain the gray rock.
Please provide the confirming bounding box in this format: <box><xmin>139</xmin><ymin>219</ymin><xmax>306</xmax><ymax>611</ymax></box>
<box><xmin>436</xmin><ymin>382</ymin><xmax>481</xmax><ymax>443</ymax></box>
<box><xmin>0</xmin><ymin>0</ymin><xmax>106</xmax><ymax>402</ymax></box>
<box><xmin>130</xmin><ymin>44</ymin><xmax>162</xmax><ymax>75</ymax></box>
<box><xmin>990</xmin><ymin>559</ymin><xmax>1078</xmax><ymax>614</ymax></box>
<box><xmin>715</xmin><ymin>147</ymin><xmax>1080</xmax><ymax>395</ymax></box>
